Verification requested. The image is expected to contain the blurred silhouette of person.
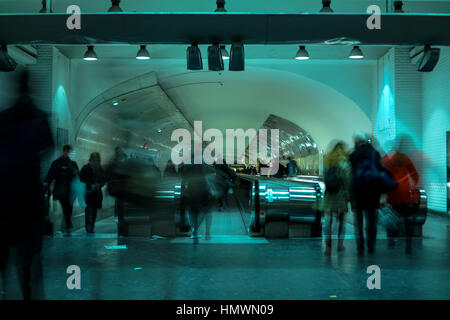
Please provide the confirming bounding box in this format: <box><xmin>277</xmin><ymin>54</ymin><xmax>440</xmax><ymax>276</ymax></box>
<box><xmin>44</xmin><ymin>144</ymin><xmax>79</xmax><ymax>235</ymax></box>
<box><xmin>0</xmin><ymin>70</ymin><xmax>53</xmax><ymax>299</ymax></box>
<box><xmin>382</xmin><ymin>136</ymin><xmax>420</xmax><ymax>254</ymax></box>
<box><xmin>350</xmin><ymin>133</ymin><xmax>388</xmax><ymax>255</ymax></box>
<box><xmin>287</xmin><ymin>157</ymin><xmax>300</xmax><ymax>177</ymax></box>
<box><xmin>214</xmin><ymin>161</ymin><xmax>235</xmax><ymax>212</ymax></box>
<box><xmin>319</xmin><ymin>141</ymin><xmax>353</xmax><ymax>255</ymax></box>
<box><xmin>180</xmin><ymin>154</ymin><xmax>214</xmax><ymax>243</ymax></box>
<box><xmin>164</xmin><ymin>160</ymin><xmax>177</xmax><ymax>177</ymax></box>
<box><xmin>80</xmin><ymin>152</ymin><xmax>106</xmax><ymax>233</ymax></box>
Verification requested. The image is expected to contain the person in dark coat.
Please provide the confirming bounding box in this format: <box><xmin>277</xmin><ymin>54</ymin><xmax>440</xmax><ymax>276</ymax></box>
<box><xmin>180</xmin><ymin>157</ymin><xmax>214</xmax><ymax>243</ymax></box>
<box><xmin>0</xmin><ymin>70</ymin><xmax>53</xmax><ymax>299</ymax></box>
<box><xmin>44</xmin><ymin>144</ymin><xmax>79</xmax><ymax>235</ymax></box>
<box><xmin>80</xmin><ymin>152</ymin><xmax>106</xmax><ymax>233</ymax></box>
<box><xmin>213</xmin><ymin>161</ymin><xmax>235</xmax><ymax>211</ymax></box>
<box><xmin>349</xmin><ymin>133</ymin><xmax>387</xmax><ymax>255</ymax></box>
<box><xmin>164</xmin><ymin>160</ymin><xmax>178</xmax><ymax>177</ymax></box>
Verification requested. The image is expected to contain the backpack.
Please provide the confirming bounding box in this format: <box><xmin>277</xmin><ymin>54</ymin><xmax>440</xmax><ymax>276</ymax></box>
<box><xmin>355</xmin><ymin>158</ymin><xmax>398</xmax><ymax>193</ymax></box>
<box><xmin>324</xmin><ymin>165</ymin><xmax>343</xmax><ymax>194</ymax></box>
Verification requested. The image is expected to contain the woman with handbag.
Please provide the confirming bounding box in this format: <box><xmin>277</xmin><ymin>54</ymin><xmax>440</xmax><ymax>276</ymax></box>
<box><xmin>80</xmin><ymin>152</ymin><xmax>106</xmax><ymax>234</ymax></box>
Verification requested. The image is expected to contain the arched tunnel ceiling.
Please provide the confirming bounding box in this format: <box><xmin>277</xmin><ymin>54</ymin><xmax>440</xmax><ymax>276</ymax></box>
<box><xmin>157</xmin><ymin>66</ymin><xmax>372</xmax><ymax>150</ymax></box>
<box><xmin>78</xmin><ymin>67</ymin><xmax>372</xmax><ymax>161</ymax></box>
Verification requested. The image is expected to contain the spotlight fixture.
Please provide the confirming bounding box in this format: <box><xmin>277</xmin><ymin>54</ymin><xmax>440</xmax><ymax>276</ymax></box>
<box><xmin>215</xmin><ymin>0</ymin><xmax>227</xmax><ymax>12</ymax></box>
<box><xmin>0</xmin><ymin>44</ymin><xmax>17</xmax><ymax>72</ymax></box>
<box><xmin>393</xmin><ymin>1</ymin><xmax>404</xmax><ymax>13</ymax></box>
<box><xmin>108</xmin><ymin>0</ymin><xmax>123</xmax><ymax>12</ymax></box>
<box><xmin>295</xmin><ymin>46</ymin><xmax>310</xmax><ymax>60</ymax></box>
<box><xmin>187</xmin><ymin>44</ymin><xmax>203</xmax><ymax>70</ymax></box>
<box><xmin>220</xmin><ymin>45</ymin><xmax>230</xmax><ymax>60</ymax></box>
<box><xmin>417</xmin><ymin>45</ymin><xmax>440</xmax><ymax>72</ymax></box>
<box><xmin>320</xmin><ymin>0</ymin><xmax>333</xmax><ymax>13</ymax></box>
<box><xmin>39</xmin><ymin>0</ymin><xmax>53</xmax><ymax>13</ymax></box>
<box><xmin>83</xmin><ymin>46</ymin><xmax>98</xmax><ymax>61</ymax></box>
<box><xmin>208</xmin><ymin>44</ymin><xmax>224</xmax><ymax>71</ymax></box>
<box><xmin>229</xmin><ymin>43</ymin><xmax>245</xmax><ymax>71</ymax></box>
<box><xmin>136</xmin><ymin>45</ymin><xmax>151</xmax><ymax>60</ymax></box>
<box><xmin>349</xmin><ymin>46</ymin><xmax>364</xmax><ymax>59</ymax></box>
<box><xmin>112</xmin><ymin>100</ymin><xmax>119</xmax><ymax>106</ymax></box>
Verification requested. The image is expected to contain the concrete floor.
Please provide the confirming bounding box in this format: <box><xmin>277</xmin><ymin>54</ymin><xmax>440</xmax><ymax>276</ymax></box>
<box><xmin>1</xmin><ymin>209</ymin><xmax>449</xmax><ymax>300</ymax></box>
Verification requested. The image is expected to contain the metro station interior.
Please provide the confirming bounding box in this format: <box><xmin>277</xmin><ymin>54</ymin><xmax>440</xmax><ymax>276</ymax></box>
<box><xmin>0</xmin><ymin>0</ymin><xmax>449</xmax><ymax>300</ymax></box>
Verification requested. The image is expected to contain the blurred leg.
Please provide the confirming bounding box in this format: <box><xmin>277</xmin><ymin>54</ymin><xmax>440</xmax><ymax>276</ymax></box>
<box><xmin>354</xmin><ymin>209</ymin><xmax>365</xmax><ymax>255</ymax></box>
<box><xmin>324</xmin><ymin>212</ymin><xmax>332</xmax><ymax>255</ymax></box>
<box><xmin>366</xmin><ymin>209</ymin><xmax>378</xmax><ymax>253</ymax></box>
<box><xmin>60</xmin><ymin>197</ymin><xmax>73</xmax><ymax>232</ymax></box>
<box><xmin>338</xmin><ymin>212</ymin><xmax>346</xmax><ymax>251</ymax></box>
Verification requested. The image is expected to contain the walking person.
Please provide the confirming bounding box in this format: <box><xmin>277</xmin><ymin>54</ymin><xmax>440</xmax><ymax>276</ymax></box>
<box><xmin>0</xmin><ymin>70</ymin><xmax>53</xmax><ymax>299</ymax></box>
<box><xmin>382</xmin><ymin>137</ymin><xmax>420</xmax><ymax>254</ymax></box>
<box><xmin>349</xmin><ymin>133</ymin><xmax>394</xmax><ymax>255</ymax></box>
<box><xmin>320</xmin><ymin>141</ymin><xmax>353</xmax><ymax>255</ymax></box>
<box><xmin>287</xmin><ymin>157</ymin><xmax>300</xmax><ymax>177</ymax></box>
<box><xmin>164</xmin><ymin>160</ymin><xmax>178</xmax><ymax>177</ymax></box>
<box><xmin>80</xmin><ymin>152</ymin><xmax>105</xmax><ymax>234</ymax></box>
<box><xmin>44</xmin><ymin>144</ymin><xmax>79</xmax><ymax>235</ymax></box>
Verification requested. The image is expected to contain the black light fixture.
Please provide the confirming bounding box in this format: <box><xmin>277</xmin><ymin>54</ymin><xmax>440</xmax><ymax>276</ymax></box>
<box><xmin>349</xmin><ymin>46</ymin><xmax>364</xmax><ymax>59</ymax></box>
<box><xmin>295</xmin><ymin>46</ymin><xmax>310</xmax><ymax>60</ymax></box>
<box><xmin>83</xmin><ymin>46</ymin><xmax>98</xmax><ymax>61</ymax></box>
<box><xmin>108</xmin><ymin>0</ymin><xmax>123</xmax><ymax>12</ymax></box>
<box><xmin>0</xmin><ymin>44</ymin><xmax>17</xmax><ymax>72</ymax></box>
<box><xmin>320</xmin><ymin>0</ymin><xmax>333</xmax><ymax>12</ymax></box>
<box><xmin>39</xmin><ymin>0</ymin><xmax>53</xmax><ymax>13</ymax></box>
<box><xmin>187</xmin><ymin>44</ymin><xmax>203</xmax><ymax>70</ymax></box>
<box><xmin>215</xmin><ymin>0</ymin><xmax>227</xmax><ymax>12</ymax></box>
<box><xmin>136</xmin><ymin>45</ymin><xmax>151</xmax><ymax>60</ymax></box>
<box><xmin>417</xmin><ymin>45</ymin><xmax>440</xmax><ymax>72</ymax></box>
<box><xmin>208</xmin><ymin>44</ymin><xmax>224</xmax><ymax>71</ymax></box>
<box><xmin>220</xmin><ymin>45</ymin><xmax>230</xmax><ymax>60</ymax></box>
<box><xmin>393</xmin><ymin>1</ymin><xmax>404</xmax><ymax>13</ymax></box>
<box><xmin>229</xmin><ymin>43</ymin><xmax>245</xmax><ymax>71</ymax></box>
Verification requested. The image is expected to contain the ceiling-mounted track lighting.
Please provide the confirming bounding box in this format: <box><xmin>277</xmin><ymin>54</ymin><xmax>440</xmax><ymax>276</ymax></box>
<box><xmin>215</xmin><ymin>0</ymin><xmax>227</xmax><ymax>12</ymax></box>
<box><xmin>393</xmin><ymin>1</ymin><xmax>404</xmax><ymax>13</ymax></box>
<box><xmin>39</xmin><ymin>0</ymin><xmax>53</xmax><ymax>13</ymax></box>
<box><xmin>187</xmin><ymin>44</ymin><xmax>203</xmax><ymax>70</ymax></box>
<box><xmin>108</xmin><ymin>0</ymin><xmax>123</xmax><ymax>12</ymax></box>
<box><xmin>220</xmin><ymin>45</ymin><xmax>230</xmax><ymax>60</ymax></box>
<box><xmin>229</xmin><ymin>43</ymin><xmax>245</xmax><ymax>71</ymax></box>
<box><xmin>208</xmin><ymin>44</ymin><xmax>224</xmax><ymax>71</ymax></box>
<box><xmin>349</xmin><ymin>46</ymin><xmax>364</xmax><ymax>59</ymax></box>
<box><xmin>320</xmin><ymin>0</ymin><xmax>333</xmax><ymax>13</ymax></box>
<box><xmin>295</xmin><ymin>46</ymin><xmax>310</xmax><ymax>60</ymax></box>
<box><xmin>83</xmin><ymin>46</ymin><xmax>98</xmax><ymax>61</ymax></box>
<box><xmin>136</xmin><ymin>45</ymin><xmax>151</xmax><ymax>60</ymax></box>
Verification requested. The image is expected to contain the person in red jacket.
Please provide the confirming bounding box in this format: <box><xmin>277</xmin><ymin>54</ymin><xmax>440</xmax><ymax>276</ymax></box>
<box><xmin>382</xmin><ymin>147</ymin><xmax>419</xmax><ymax>254</ymax></box>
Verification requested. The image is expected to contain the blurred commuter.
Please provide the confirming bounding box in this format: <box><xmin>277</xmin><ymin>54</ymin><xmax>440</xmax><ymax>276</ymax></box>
<box><xmin>44</xmin><ymin>144</ymin><xmax>79</xmax><ymax>235</ymax></box>
<box><xmin>287</xmin><ymin>157</ymin><xmax>300</xmax><ymax>177</ymax></box>
<box><xmin>181</xmin><ymin>154</ymin><xmax>214</xmax><ymax>243</ymax></box>
<box><xmin>114</xmin><ymin>146</ymin><xmax>127</xmax><ymax>163</ymax></box>
<box><xmin>214</xmin><ymin>161</ymin><xmax>235</xmax><ymax>212</ymax></box>
<box><xmin>80</xmin><ymin>152</ymin><xmax>106</xmax><ymax>233</ymax></box>
<box><xmin>320</xmin><ymin>141</ymin><xmax>353</xmax><ymax>255</ymax></box>
<box><xmin>0</xmin><ymin>70</ymin><xmax>53</xmax><ymax>299</ymax></box>
<box><xmin>164</xmin><ymin>160</ymin><xmax>178</xmax><ymax>177</ymax></box>
<box><xmin>349</xmin><ymin>133</ymin><xmax>391</xmax><ymax>255</ymax></box>
<box><xmin>382</xmin><ymin>143</ymin><xmax>420</xmax><ymax>254</ymax></box>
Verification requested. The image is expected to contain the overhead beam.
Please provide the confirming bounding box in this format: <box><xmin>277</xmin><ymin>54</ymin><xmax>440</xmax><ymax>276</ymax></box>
<box><xmin>0</xmin><ymin>13</ymin><xmax>449</xmax><ymax>46</ymax></box>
